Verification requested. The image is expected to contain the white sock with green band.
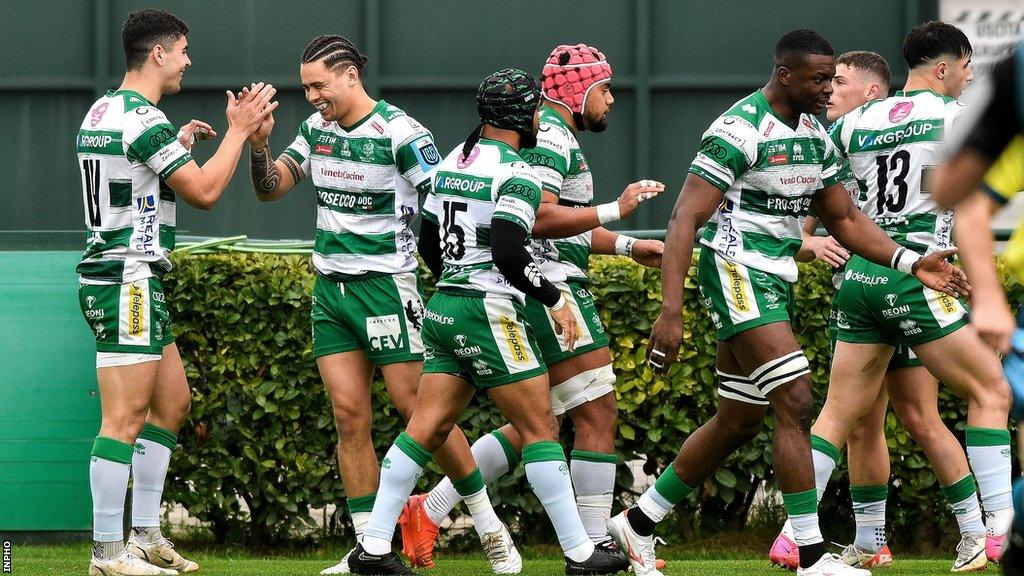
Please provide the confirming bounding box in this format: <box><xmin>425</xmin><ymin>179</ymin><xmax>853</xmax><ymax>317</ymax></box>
<box><xmin>424</xmin><ymin>430</ymin><xmax>517</xmax><ymax>525</ymax></box>
<box><xmin>965</xmin><ymin>427</ymin><xmax>1013</xmax><ymax>536</ymax></box>
<box><xmin>850</xmin><ymin>485</ymin><xmax>887</xmax><ymax>553</ymax></box>
<box><xmin>570</xmin><ymin>450</ymin><xmax>617</xmax><ymax>544</ymax></box>
<box><xmin>942</xmin><ymin>474</ymin><xmax>986</xmax><ymax>535</ymax></box>
<box><xmin>362</xmin><ymin>432</ymin><xmax>432</xmax><ymax>555</ymax></box>
<box><xmin>131</xmin><ymin>422</ymin><xmax>177</xmax><ymax>539</ymax></box>
<box><xmin>347</xmin><ymin>493</ymin><xmax>376</xmax><ymax>538</ymax></box>
<box><xmin>810</xmin><ymin>434</ymin><xmax>840</xmax><ymax>499</ymax></box>
<box><xmin>783</xmin><ymin>489</ymin><xmax>823</xmax><ymax>546</ymax></box>
<box><xmin>523</xmin><ymin>441</ymin><xmax>593</xmax><ymax>562</ymax></box>
<box><xmin>453</xmin><ymin>468</ymin><xmax>502</xmax><ymax>537</ymax></box>
<box><xmin>91</xmin><ymin>437</ymin><xmax>135</xmax><ymax>559</ymax></box>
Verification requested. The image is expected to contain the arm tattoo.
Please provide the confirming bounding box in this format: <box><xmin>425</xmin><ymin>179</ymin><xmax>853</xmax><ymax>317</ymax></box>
<box><xmin>250</xmin><ymin>146</ymin><xmax>280</xmax><ymax>195</ymax></box>
<box><xmin>280</xmin><ymin>154</ymin><xmax>304</xmax><ymax>185</ymax></box>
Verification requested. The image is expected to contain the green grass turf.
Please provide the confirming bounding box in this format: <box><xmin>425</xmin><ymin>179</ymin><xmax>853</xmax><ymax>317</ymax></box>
<box><xmin>7</xmin><ymin>543</ymin><xmax>966</xmax><ymax>575</ymax></box>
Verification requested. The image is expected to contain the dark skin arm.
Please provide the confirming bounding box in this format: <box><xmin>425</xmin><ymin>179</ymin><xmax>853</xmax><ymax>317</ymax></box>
<box><xmin>645</xmin><ymin>174</ymin><xmax>724</xmax><ymax>371</ymax></box>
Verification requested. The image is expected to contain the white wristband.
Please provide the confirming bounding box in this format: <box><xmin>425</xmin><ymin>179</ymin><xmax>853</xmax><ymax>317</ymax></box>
<box><xmin>548</xmin><ymin>294</ymin><xmax>567</xmax><ymax>311</ymax></box>
<box><xmin>615</xmin><ymin>235</ymin><xmax>637</xmax><ymax>256</ymax></box>
<box><xmin>596</xmin><ymin>201</ymin><xmax>621</xmax><ymax>225</ymax></box>
<box><xmin>891</xmin><ymin>247</ymin><xmax>922</xmax><ymax>274</ymax></box>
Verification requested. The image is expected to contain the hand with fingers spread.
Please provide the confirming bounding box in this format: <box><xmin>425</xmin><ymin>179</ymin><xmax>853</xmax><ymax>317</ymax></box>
<box><xmin>646</xmin><ymin>312</ymin><xmax>682</xmax><ymax>374</ymax></box>
<box><xmin>548</xmin><ymin>299</ymin><xmax>579</xmax><ymax>353</ymax></box>
<box><xmin>176</xmin><ymin>119</ymin><xmax>217</xmax><ymax>150</ymax></box>
<box><xmin>630</xmin><ymin>239</ymin><xmax>664</xmax><ymax>268</ymax></box>
<box><xmin>225</xmin><ymin>81</ymin><xmax>279</xmax><ymax>136</ymax></box>
<box><xmin>617</xmin><ymin>179</ymin><xmax>665</xmax><ymax>219</ymax></box>
<box><xmin>239</xmin><ymin>84</ymin><xmax>277</xmax><ymax>146</ymax></box>
<box><xmin>805</xmin><ymin>235</ymin><xmax>849</xmax><ymax>268</ymax></box>
<box><xmin>911</xmin><ymin>248</ymin><xmax>972</xmax><ymax>298</ymax></box>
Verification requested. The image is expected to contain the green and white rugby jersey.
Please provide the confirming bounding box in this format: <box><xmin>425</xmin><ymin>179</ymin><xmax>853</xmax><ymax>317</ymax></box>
<box><xmin>423</xmin><ymin>139</ymin><xmax>543</xmax><ymax>302</ymax></box>
<box><xmin>831</xmin><ymin>89</ymin><xmax>965</xmax><ymax>254</ymax></box>
<box><xmin>283</xmin><ymin>100</ymin><xmax>440</xmax><ymax>279</ymax></box>
<box><xmin>520</xmin><ymin>106</ymin><xmax>594</xmax><ymax>283</ymax></box>
<box><xmin>75</xmin><ymin>89</ymin><xmax>192</xmax><ymax>284</ymax></box>
<box><xmin>690</xmin><ymin>90</ymin><xmax>843</xmax><ymax>283</ymax></box>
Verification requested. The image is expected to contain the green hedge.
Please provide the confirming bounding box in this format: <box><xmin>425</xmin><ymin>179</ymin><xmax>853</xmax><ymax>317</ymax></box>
<box><xmin>163</xmin><ymin>251</ymin><xmax>1021</xmax><ymax>547</ymax></box>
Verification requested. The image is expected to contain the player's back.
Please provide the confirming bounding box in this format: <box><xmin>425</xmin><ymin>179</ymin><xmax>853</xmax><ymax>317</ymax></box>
<box><xmin>835</xmin><ymin>90</ymin><xmax>964</xmax><ymax>253</ymax></box>
<box><xmin>426</xmin><ymin>138</ymin><xmax>542</xmax><ymax>301</ymax></box>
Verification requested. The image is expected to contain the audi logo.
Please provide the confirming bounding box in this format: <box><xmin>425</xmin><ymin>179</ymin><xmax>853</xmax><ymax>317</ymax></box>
<box><xmin>700</xmin><ymin>140</ymin><xmax>729</xmax><ymax>160</ymax></box>
<box><xmin>148</xmin><ymin>127</ymin><xmax>176</xmax><ymax>147</ymax></box>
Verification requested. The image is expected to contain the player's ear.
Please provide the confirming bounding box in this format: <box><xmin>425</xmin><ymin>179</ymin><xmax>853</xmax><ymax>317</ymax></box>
<box><xmin>153</xmin><ymin>43</ymin><xmax>165</xmax><ymax>66</ymax></box>
<box><xmin>776</xmin><ymin>65</ymin><xmax>792</xmax><ymax>87</ymax></box>
<box><xmin>936</xmin><ymin>60</ymin><xmax>948</xmax><ymax>80</ymax></box>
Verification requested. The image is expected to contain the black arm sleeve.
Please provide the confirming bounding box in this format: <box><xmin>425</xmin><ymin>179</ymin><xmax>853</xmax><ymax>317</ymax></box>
<box><xmin>418</xmin><ymin>218</ymin><xmax>443</xmax><ymax>279</ymax></box>
<box><xmin>962</xmin><ymin>54</ymin><xmax>1020</xmax><ymax>161</ymax></box>
<box><xmin>490</xmin><ymin>217</ymin><xmax>561</xmax><ymax>307</ymax></box>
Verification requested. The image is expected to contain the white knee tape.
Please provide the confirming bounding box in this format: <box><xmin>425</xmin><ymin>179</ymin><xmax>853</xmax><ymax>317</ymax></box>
<box><xmin>550</xmin><ymin>364</ymin><xmax>617</xmax><ymax>414</ymax></box>
<box><xmin>750</xmin><ymin>351</ymin><xmax>809</xmax><ymax>395</ymax></box>
<box><xmin>716</xmin><ymin>370</ymin><xmax>768</xmax><ymax>406</ymax></box>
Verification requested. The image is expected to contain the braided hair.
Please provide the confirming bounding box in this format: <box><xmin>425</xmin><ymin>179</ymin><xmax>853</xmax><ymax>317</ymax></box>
<box><xmin>301</xmin><ymin>35</ymin><xmax>369</xmax><ymax>77</ymax></box>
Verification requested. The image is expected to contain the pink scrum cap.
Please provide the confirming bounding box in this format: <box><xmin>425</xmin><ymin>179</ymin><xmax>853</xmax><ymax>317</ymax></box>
<box><xmin>541</xmin><ymin>44</ymin><xmax>612</xmax><ymax>117</ymax></box>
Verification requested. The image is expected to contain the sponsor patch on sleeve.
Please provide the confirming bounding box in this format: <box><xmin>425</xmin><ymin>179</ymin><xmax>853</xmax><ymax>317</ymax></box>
<box><xmin>412</xmin><ymin>137</ymin><xmax>441</xmax><ymax>171</ymax></box>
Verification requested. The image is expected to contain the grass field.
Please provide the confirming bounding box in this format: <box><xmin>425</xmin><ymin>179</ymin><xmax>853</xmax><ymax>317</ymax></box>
<box><xmin>8</xmin><ymin>544</ymin><xmax>972</xmax><ymax>575</ymax></box>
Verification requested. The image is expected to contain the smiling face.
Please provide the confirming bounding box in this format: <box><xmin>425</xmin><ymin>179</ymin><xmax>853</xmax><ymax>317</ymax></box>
<box><xmin>299</xmin><ymin>60</ymin><xmax>359</xmax><ymax>122</ymax></box>
<box><xmin>157</xmin><ymin>35</ymin><xmax>191</xmax><ymax>94</ymax></box>
<box><xmin>781</xmin><ymin>53</ymin><xmax>836</xmax><ymax>116</ymax></box>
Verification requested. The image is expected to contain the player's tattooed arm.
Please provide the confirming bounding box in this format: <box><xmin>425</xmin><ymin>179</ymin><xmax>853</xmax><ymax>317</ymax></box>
<box><xmin>250</xmin><ymin>145</ymin><xmax>280</xmax><ymax>195</ymax></box>
<box><xmin>249</xmin><ymin>146</ymin><xmax>304</xmax><ymax>201</ymax></box>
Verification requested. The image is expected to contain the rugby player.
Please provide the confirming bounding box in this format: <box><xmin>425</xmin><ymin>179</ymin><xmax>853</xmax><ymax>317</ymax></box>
<box><xmin>76</xmin><ymin>8</ymin><xmax>277</xmax><ymax>575</ymax></box>
<box><xmin>245</xmin><ymin>35</ymin><xmax>504</xmax><ymax>574</ymax></box>
<box><xmin>346</xmin><ymin>68</ymin><xmax>625</xmax><ymax>576</ymax></box>
<box><xmin>607</xmin><ymin>29</ymin><xmax>968</xmax><ymax>576</ymax></box>
<box><xmin>398</xmin><ymin>43</ymin><xmax>664</xmax><ymax>570</ymax></box>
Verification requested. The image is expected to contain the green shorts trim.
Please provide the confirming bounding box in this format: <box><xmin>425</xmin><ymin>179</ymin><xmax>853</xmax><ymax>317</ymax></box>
<box><xmin>523</xmin><ymin>279</ymin><xmax>609</xmax><ymax>365</ymax></box>
<box><xmin>834</xmin><ymin>256</ymin><xmax>969</xmax><ymax>348</ymax></box>
<box><xmin>311</xmin><ymin>272</ymin><xmax>426</xmax><ymax>364</ymax></box>
<box><xmin>829</xmin><ymin>295</ymin><xmax>922</xmax><ymax>370</ymax></box>
<box><xmin>421</xmin><ymin>292</ymin><xmax>547</xmax><ymax>388</ymax></box>
<box><xmin>79</xmin><ymin>277</ymin><xmax>173</xmax><ymax>355</ymax></box>
<box><xmin>696</xmin><ymin>246</ymin><xmax>793</xmax><ymax>341</ymax></box>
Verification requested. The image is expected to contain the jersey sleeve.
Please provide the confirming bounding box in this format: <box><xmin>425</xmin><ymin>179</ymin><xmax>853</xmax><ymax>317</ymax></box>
<box><xmin>123</xmin><ymin>106</ymin><xmax>192</xmax><ymax>180</ymax></box>
<box><xmin>819</xmin><ymin>124</ymin><xmax>843</xmax><ymax>188</ymax></box>
<box><xmin>982</xmin><ymin>135</ymin><xmax>1024</xmax><ymax>206</ymax></box>
<box><xmin>520</xmin><ymin>123</ymin><xmax>571</xmax><ymax>195</ymax></box>
<box><xmin>282</xmin><ymin>118</ymin><xmax>313</xmax><ymax>176</ymax></box>
<box><xmin>392</xmin><ymin>115</ymin><xmax>441</xmax><ymax>194</ymax></box>
<box><xmin>421</xmin><ymin>186</ymin><xmax>440</xmax><ymax>224</ymax></box>
<box><xmin>492</xmin><ymin>162</ymin><xmax>543</xmax><ymax>232</ymax></box>
<box><xmin>687</xmin><ymin>115</ymin><xmax>757</xmax><ymax>191</ymax></box>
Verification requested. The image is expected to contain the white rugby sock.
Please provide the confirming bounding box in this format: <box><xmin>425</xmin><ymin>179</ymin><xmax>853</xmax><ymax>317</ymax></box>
<box><xmin>523</xmin><ymin>442</ymin><xmax>594</xmax><ymax>562</ymax></box>
<box><xmin>850</xmin><ymin>485</ymin><xmax>887</xmax><ymax>553</ymax></box>
<box><xmin>361</xmin><ymin>434</ymin><xmax>432</xmax><ymax>555</ymax></box>
<box><xmin>966</xmin><ymin>427</ymin><xmax>1013</xmax><ymax>536</ymax></box>
<box><xmin>425</xmin><ymin>431</ymin><xmax>515</xmax><ymax>525</ymax></box>
<box><xmin>570</xmin><ymin>450</ymin><xmax>617</xmax><ymax>544</ymax></box>
<box><xmin>131</xmin><ymin>423</ymin><xmax>176</xmax><ymax>530</ymax></box>
<box><xmin>943</xmin><ymin>474</ymin><xmax>986</xmax><ymax>536</ymax></box>
<box><xmin>453</xmin><ymin>469</ymin><xmax>502</xmax><ymax>537</ymax></box>
<box><xmin>90</xmin><ymin>437</ymin><xmax>134</xmax><ymax>547</ymax></box>
<box><xmin>810</xmin><ymin>435</ymin><xmax>840</xmax><ymax>500</ymax></box>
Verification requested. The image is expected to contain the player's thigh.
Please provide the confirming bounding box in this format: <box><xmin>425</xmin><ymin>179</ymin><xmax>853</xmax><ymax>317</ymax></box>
<box><xmin>912</xmin><ymin>324</ymin><xmax>1007</xmax><ymax>401</ymax></box>
<box><xmin>147</xmin><ymin>342</ymin><xmax>191</xmax><ymax>430</ymax></box>
<box><xmin>405</xmin><ymin>372</ymin><xmax>476</xmax><ymax>451</ymax></box>
<box><xmin>317</xmin><ymin>349</ymin><xmax>375</xmax><ymax>427</ymax></box>
<box><xmin>380</xmin><ymin>360</ymin><xmax>424</xmax><ymax>419</ymax></box>
<box><xmin>488</xmin><ymin>373</ymin><xmax>558</xmax><ymax>445</ymax></box>
<box><xmin>886</xmin><ymin>365</ymin><xmax>940</xmax><ymax>426</ymax></box>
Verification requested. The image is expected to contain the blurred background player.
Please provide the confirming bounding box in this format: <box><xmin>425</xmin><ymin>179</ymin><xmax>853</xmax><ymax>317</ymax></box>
<box><xmin>772</xmin><ymin>47</ymin><xmax>1001</xmax><ymax>571</ymax></box>
<box><xmin>610</xmin><ymin>28</ymin><xmax>969</xmax><ymax>576</ymax></box>
<box><xmin>347</xmin><ymin>68</ymin><xmax>624</xmax><ymax>576</ymax></box>
<box><xmin>814</xmin><ymin>21</ymin><xmax>1012</xmax><ymax>572</ymax></box>
<box><xmin>397</xmin><ymin>43</ymin><xmax>665</xmax><ymax>570</ymax></box>
<box><xmin>76</xmin><ymin>8</ymin><xmax>277</xmax><ymax>576</ymax></box>
<box><xmin>932</xmin><ymin>43</ymin><xmax>1024</xmax><ymax>576</ymax></box>
<box><xmin>244</xmin><ymin>35</ymin><xmax>501</xmax><ymax>574</ymax></box>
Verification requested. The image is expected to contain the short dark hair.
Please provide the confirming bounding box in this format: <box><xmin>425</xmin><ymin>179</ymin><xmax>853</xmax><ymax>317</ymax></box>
<box><xmin>836</xmin><ymin>50</ymin><xmax>892</xmax><ymax>92</ymax></box>
<box><xmin>122</xmin><ymin>9</ymin><xmax>188</xmax><ymax>71</ymax></box>
<box><xmin>903</xmin><ymin>21</ymin><xmax>972</xmax><ymax>69</ymax></box>
<box><xmin>775</xmin><ymin>28</ymin><xmax>835</xmax><ymax>64</ymax></box>
<box><xmin>302</xmin><ymin>35</ymin><xmax>369</xmax><ymax>77</ymax></box>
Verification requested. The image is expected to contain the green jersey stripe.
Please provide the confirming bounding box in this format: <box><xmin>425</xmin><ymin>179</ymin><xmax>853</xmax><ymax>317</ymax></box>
<box><xmin>742</xmin><ymin>230</ymin><xmax>802</xmax><ymax>259</ymax></box>
<box><xmin>77</xmin><ymin>130</ymin><xmax>123</xmax><ymax>155</ymax></box>
<box><xmin>109</xmin><ymin>181</ymin><xmax>132</xmax><ymax>208</ymax></box>
<box><xmin>158</xmin><ymin>153</ymin><xmax>192</xmax><ymax>180</ymax></box>
<box><xmin>848</xmin><ymin>119</ymin><xmax>944</xmax><ymax>153</ymax></box>
<box><xmin>126</xmin><ymin>124</ymin><xmax>178</xmax><ymax>163</ymax></box>
<box><xmin>314</xmin><ymin>230</ymin><xmax>397</xmax><ymax>256</ymax></box>
<box><xmin>738</xmin><ymin>188</ymin><xmax>813</xmax><ymax>218</ymax></box>
<box><xmin>553</xmin><ymin>240</ymin><xmax>589</xmax><ymax>272</ymax></box>
<box><xmin>307</xmin><ymin>130</ymin><xmax>395</xmax><ymax>166</ymax></box>
<box><xmin>316</xmin><ymin>187</ymin><xmax>395</xmax><ymax>216</ymax></box>
<box><xmin>688</xmin><ymin>165</ymin><xmax>730</xmax><ymax>192</ymax></box>
<box><xmin>434</xmin><ymin>172</ymin><xmax>494</xmax><ymax>201</ymax></box>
